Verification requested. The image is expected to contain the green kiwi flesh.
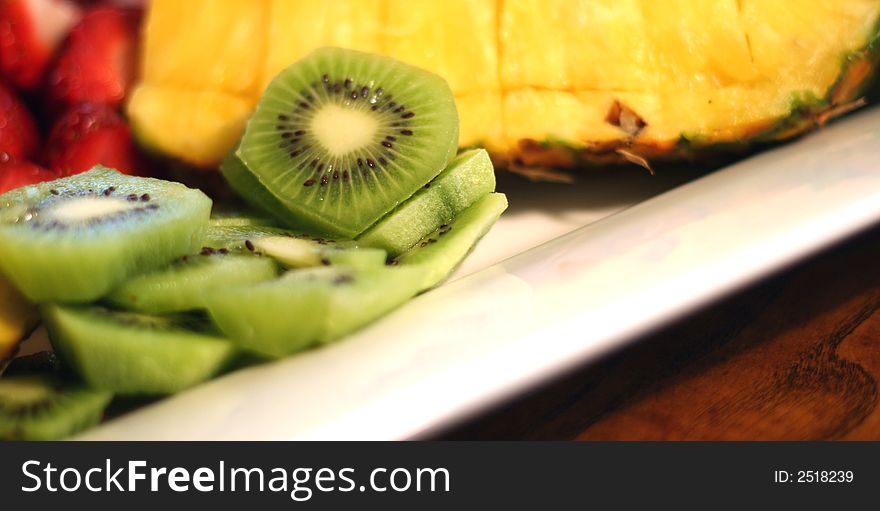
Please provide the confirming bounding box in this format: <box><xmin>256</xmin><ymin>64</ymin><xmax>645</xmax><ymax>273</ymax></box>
<box><xmin>395</xmin><ymin>192</ymin><xmax>508</xmax><ymax>290</ymax></box>
<box><xmin>204</xmin><ymin>265</ymin><xmax>425</xmax><ymax>358</ymax></box>
<box><xmin>0</xmin><ymin>375</ymin><xmax>112</xmax><ymax>440</ymax></box>
<box><xmin>209</xmin><ymin>211</ymin><xmax>278</xmax><ymax>228</ymax></box>
<box><xmin>0</xmin><ymin>167</ymin><xmax>212</xmax><ymax>303</ymax></box>
<box><xmin>43</xmin><ymin>304</ymin><xmax>236</xmax><ymax>395</ymax></box>
<box><xmin>358</xmin><ymin>148</ymin><xmax>496</xmax><ymax>256</ymax></box>
<box><xmin>105</xmin><ymin>253</ymin><xmax>279</xmax><ymax>314</ymax></box>
<box><xmin>205</xmin><ymin>225</ymin><xmax>387</xmax><ymax>270</ymax></box>
<box><xmin>238</xmin><ymin>47</ymin><xmax>459</xmax><ymax>238</ymax></box>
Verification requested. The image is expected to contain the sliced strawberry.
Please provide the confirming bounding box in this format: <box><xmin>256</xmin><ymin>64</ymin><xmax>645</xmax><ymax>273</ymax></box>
<box><xmin>45</xmin><ymin>103</ymin><xmax>139</xmax><ymax>176</ymax></box>
<box><xmin>0</xmin><ymin>0</ymin><xmax>81</xmax><ymax>90</ymax></box>
<box><xmin>0</xmin><ymin>160</ymin><xmax>57</xmax><ymax>194</ymax></box>
<box><xmin>46</xmin><ymin>6</ymin><xmax>140</xmax><ymax>110</ymax></box>
<box><xmin>0</xmin><ymin>80</ymin><xmax>40</xmax><ymax>162</ymax></box>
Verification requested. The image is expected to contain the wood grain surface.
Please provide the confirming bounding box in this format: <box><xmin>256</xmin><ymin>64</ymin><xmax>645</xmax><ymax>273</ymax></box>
<box><xmin>439</xmin><ymin>225</ymin><xmax>880</xmax><ymax>440</ymax></box>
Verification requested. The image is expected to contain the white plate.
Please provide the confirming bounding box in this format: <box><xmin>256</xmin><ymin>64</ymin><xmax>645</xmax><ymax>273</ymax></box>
<box><xmin>79</xmin><ymin>105</ymin><xmax>880</xmax><ymax>440</ymax></box>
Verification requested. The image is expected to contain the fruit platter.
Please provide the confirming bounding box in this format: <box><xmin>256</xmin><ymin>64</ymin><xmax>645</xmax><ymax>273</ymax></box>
<box><xmin>1</xmin><ymin>0</ymin><xmax>879</xmax><ymax>440</ymax></box>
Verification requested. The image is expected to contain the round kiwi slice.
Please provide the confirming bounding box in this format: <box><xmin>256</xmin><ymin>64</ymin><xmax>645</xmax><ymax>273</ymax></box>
<box><xmin>0</xmin><ymin>375</ymin><xmax>112</xmax><ymax>440</ymax></box>
<box><xmin>43</xmin><ymin>304</ymin><xmax>237</xmax><ymax>395</ymax></box>
<box><xmin>0</xmin><ymin>166</ymin><xmax>213</xmax><ymax>303</ymax></box>
<box><xmin>394</xmin><ymin>192</ymin><xmax>508</xmax><ymax>291</ymax></box>
<box><xmin>105</xmin><ymin>252</ymin><xmax>279</xmax><ymax>314</ymax></box>
<box><xmin>204</xmin><ymin>265</ymin><xmax>425</xmax><ymax>358</ymax></box>
<box><xmin>238</xmin><ymin>47</ymin><xmax>459</xmax><ymax>238</ymax></box>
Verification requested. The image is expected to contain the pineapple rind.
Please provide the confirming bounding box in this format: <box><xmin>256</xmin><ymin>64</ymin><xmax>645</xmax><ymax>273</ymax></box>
<box><xmin>508</xmin><ymin>19</ymin><xmax>880</xmax><ymax>169</ymax></box>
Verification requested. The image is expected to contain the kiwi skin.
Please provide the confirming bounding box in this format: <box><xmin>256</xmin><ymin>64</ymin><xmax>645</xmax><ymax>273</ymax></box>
<box><xmin>2</xmin><ymin>351</ymin><xmax>63</xmax><ymax>377</ymax></box>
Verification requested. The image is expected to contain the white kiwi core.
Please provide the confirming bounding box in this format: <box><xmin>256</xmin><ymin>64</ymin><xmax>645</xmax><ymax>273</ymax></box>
<box><xmin>252</xmin><ymin>236</ymin><xmax>321</xmax><ymax>268</ymax></box>
<box><xmin>311</xmin><ymin>104</ymin><xmax>378</xmax><ymax>156</ymax></box>
<box><xmin>44</xmin><ymin>197</ymin><xmax>135</xmax><ymax>223</ymax></box>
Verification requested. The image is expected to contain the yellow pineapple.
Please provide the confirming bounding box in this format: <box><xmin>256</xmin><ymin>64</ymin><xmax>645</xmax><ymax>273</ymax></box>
<box><xmin>128</xmin><ymin>0</ymin><xmax>880</xmax><ymax>169</ymax></box>
<box><xmin>0</xmin><ymin>275</ymin><xmax>37</xmax><ymax>369</ymax></box>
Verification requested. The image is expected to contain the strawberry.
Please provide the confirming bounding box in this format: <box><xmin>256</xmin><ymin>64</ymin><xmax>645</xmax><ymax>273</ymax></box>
<box><xmin>0</xmin><ymin>0</ymin><xmax>81</xmax><ymax>90</ymax></box>
<box><xmin>45</xmin><ymin>103</ymin><xmax>139</xmax><ymax>176</ymax></box>
<box><xmin>0</xmin><ymin>160</ymin><xmax>57</xmax><ymax>194</ymax></box>
<box><xmin>0</xmin><ymin>80</ymin><xmax>40</xmax><ymax>162</ymax></box>
<box><xmin>46</xmin><ymin>6</ymin><xmax>140</xmax><ymax>110</ymax></box>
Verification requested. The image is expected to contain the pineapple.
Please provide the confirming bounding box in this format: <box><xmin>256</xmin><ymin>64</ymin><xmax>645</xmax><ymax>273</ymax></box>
<box><xmin>128</xmin><ymin>0</ymin><xmax>880</xmax><ymax>170</ymax></box>
<box><xmin>0</xmin><ymin>275</ymin><xmax>37</xmax><ymax>369</ymax></box>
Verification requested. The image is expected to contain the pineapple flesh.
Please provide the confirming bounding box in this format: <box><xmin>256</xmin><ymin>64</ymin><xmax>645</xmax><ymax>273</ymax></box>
<box><xmin>128</xmin><ymin>0</ymin><xmax>880</xmax><ymax>169</ymax></box>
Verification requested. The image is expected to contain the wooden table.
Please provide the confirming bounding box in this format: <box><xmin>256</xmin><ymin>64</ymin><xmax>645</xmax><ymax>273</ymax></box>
<box><xmin>439</xmin><ymin>224</ymin><xmax>880</xmax><ymax>440</ymax></box>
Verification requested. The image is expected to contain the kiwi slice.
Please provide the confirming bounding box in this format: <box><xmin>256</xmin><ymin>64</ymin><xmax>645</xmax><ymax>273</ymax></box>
<box><xmin>358</xmin><ymin>149</ymin><xmax>496</xmax><ymax>256</ymax></box>
<box><xmin>0</xmin><ymin>375</ymin><xmax>112</xmax><ymax>440</ymax></box>
<box><xmin>206</xmin><ymin>225</ymin><xmax>387</xmax><ymax>270</ymax></box>
<box><xmin>43</xmin><ymin>304</ymin><xmax>236</xmax><ymax>395</ymax></box>
<box><xmin>105</xmin><ymin>252</ymin><xmax>279</xmax><ymax>314</ymax></box>
<box><xmin>0</xmin><ymin>167</ymin><xmax>212</xmax><ymax>303</ymax></box>
<box><xmin>205</xmin><ymin>265</ymin><xmax>425</xmax><ymax>358</ymax></box>
<box><xmin>238</xmin><ymin>47</ymin><xmax>459</xmax><ymax>238</ymax></box>
<box><xmin>395</xmin><ymin>193</ymin><xmax>508</xmax><ymax>290</ymax></box>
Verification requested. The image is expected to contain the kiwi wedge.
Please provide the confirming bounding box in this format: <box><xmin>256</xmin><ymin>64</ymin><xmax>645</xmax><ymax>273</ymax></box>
<box><xmin>205</xmin><ymin>265</ymin><xmax>425</xmax><ymax>358</ymax></box>
<box><xmin>43</xmin><ymin>304</ymin><xmax>236</xmax><ymax>395</ymax></box>
<box><xmin>358</xmin><ymin>149</ymin><xmax>496</xmax><ymax>256</ymax></box>
<box><xmin>105</xmin><ymin>252</ymin><xmax>279</xmax><ymax>314</ymax></box>
<box><xmin>0</xmin><ymin>167</ymin><xmax>212</xmax><ymax>303</ymax></box>
<box><xmin>206</xmin><ymin>225</ymin><xmax>387</xmax><ymax>270</ymax></box>
<box><xmin>238</xmin><ymin>47</ymin><xmax>459</xmax><ymax>238</ymax></box>
<box><xmin>395</xmin><ymin>193</ymin><xmax>508</xmax><ymax>290</ymax></box>
<box><xmin>0</xmin><ymin>375</ymin><xmax>112</xmax><ymax>440</ymax></box>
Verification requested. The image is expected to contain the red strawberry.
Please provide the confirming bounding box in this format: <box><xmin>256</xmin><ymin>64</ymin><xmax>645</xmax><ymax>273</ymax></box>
<box><xmin>0</xmin><ymin>0</ymin><xmax>81</xmax><ymax>90</ymax></box>
<box><xmin>46</xmin><ymin>6</ymin><xmax>140</xmax><ymax>110</ymax></box>
<box><xmin>0</xmin><ymin>160</ymin><xmax>57</xmax><ymax>194</ymax></box>
<box><xmin>45</xmin><ymin>103</ymin><xmax>138</xmax><ymax>176</ymax></box>
<box><xmin>0</xmin><ymin>80</ymin><xmax>40</xmax><ymax>162</ymax></box>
